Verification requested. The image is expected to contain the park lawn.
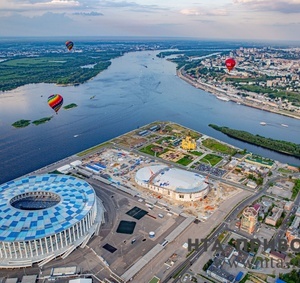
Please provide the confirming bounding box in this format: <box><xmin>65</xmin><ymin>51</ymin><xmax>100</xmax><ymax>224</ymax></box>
<box><xmin>190</xmin><ymin>151</ymin><xmax>203</xmax><ymax>156</ymax></box>
<box><xmin>201</xmin><ymin>154</ymin><xmax>223</xmax><ymax>166</ymax></box>
<box><xmin>202</xmin><ymin>138</ymin><xmax>236</xmax><ymax>155</ymax></box>
<box><xmin>176</xmin><ymin>156</ymin><xmax>193</xmax><ymax>166</ymax></box>
<box><xmin>139</xmin><ymin>144</ymin><xmax>156</xmax><ymax>156</ymax></box>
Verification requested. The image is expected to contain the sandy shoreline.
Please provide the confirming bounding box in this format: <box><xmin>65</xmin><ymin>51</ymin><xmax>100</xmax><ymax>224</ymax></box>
<box><xmin>176</xmin><ymin>69</ymin><xmax>300</xmax><ymax>121</ymax></box>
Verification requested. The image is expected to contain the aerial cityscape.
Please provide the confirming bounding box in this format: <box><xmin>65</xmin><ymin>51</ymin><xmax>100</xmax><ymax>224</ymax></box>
<box><xmin>0</xmin><ymin>1</ymin><xmax>300</xmax><ymax>283</ymax></box>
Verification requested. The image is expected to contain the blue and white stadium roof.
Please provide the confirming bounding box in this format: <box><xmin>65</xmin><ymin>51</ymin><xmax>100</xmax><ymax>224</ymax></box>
<box><xmin>0</xmin><ymin>174</ymin><xmax>95</xmax><ymax>242</ymax></box>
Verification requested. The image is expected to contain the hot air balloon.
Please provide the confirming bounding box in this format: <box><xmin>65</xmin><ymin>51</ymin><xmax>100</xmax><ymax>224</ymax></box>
<box><xmin>65</xmin><ymin>41</ymin><xmax>74</xmax><ymax>51</ymax></box>
<box><xmin>48</xmin><ymin>94</ymin><xmax>63</xmax><ymax>114</ymax></box>
<box><xmin>225</xmin><ymin>58</ymin><xmax>236</xmax><ymax>72</ymax></box>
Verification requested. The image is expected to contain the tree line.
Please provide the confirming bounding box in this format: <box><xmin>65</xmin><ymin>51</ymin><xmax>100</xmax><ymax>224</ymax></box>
<box><xmin>209</xmin><ymin>124</ymin><xmax>300</xmax><ymax>158</ymax></box>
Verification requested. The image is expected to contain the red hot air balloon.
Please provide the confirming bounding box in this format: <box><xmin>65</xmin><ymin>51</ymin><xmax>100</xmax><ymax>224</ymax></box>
<box><xmin>225</xmin><ymin>58</ymin><xmax>236</xmax><ymax>72</ymax></box>
<box><xmin>48</xmin><ymin>94</ymin><xmax>63</xmax><ymax>114</ymax></box>
<box><xmin>65</xmin><ymin>41</ymin><xmax>74</xmax><ymax>51</ymax></box>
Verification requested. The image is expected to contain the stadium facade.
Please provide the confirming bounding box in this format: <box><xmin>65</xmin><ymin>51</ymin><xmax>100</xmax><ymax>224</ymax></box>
<box><xmin>135</xmin><ymin>165</ymin><xmax>209</xmax><ymax>201</ymax></box>
<box><xmin>0</xmin><ymin>174</ymin><xmax>103</xmax><ymax>268</ymax></box>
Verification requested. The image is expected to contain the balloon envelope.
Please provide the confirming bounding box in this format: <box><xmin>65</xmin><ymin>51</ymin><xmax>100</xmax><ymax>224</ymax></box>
<box><xmin>48</xmin><ymin>94</ymin><xmax>63</xmax><ymax>113</ymax></box>
<box><xmin>225</xmin><ymin>58</ymin><xmax>236</xmax><ymax>71</ymax></box>
<box><xmin>65</xmin><ymin>41</ymin><xmax>74</xmax><ymax>51</ymax></box>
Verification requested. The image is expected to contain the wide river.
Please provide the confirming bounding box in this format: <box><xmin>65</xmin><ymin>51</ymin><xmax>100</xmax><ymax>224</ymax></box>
<box><xmin>0</xmin><ymin>50</ymin><xmax>300</xmax><ymax>184</ymax></box>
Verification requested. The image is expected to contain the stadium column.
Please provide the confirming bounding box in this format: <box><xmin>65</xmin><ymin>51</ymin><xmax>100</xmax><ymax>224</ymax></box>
<box><xmin>3</xmin><ymin>243</ymin><xmax>8</xmax><ymax>258</ymax></box>
<box><xmin>0</xmin><ymin>243</ymin><xmax>3</xmax><ymax>258</ymax></box>
<box><xmin>45</xmin><ymin>238</ymin><xmax>49</xmax><ymax>254</ymax></box>
<box><xmin>80</xmin><ymin>221</ymin><xmax>84</xmax><ymax>237</ymax></box>
<box><xmin>59</xmin><ymin>232</ymin><xmax>63</xmax><ymax>249</ymax></box>
<box><xmin>55</xmin><ymin>234</ymin><xmax>59</xmax><ymax>251</ymax></box>
<box><xmin>18</xmin><ymin>242</ymin><xmax>21</xmax><ymax>258</ymax></box>
<box><xmin>50</xmin><ymin>236</ymin><xmax>54</xmax><ymax>252</ymax></box>
<box><xmin>29</xmin><ymin>241</ymin><xmax>33</xmax><ymax>258</ymax></box>
<box><xmin>8</xmin><ymin>244</ymin><xmax>12</xmax><ymax>259</ymax></box>
<box><xmin>13</xmin><ymin>242</ymin><xmax>17</xmax><ymax>258</ymax></box>
<box><xmin>34</xmin><ymin>240</ymin><xmax>38</xmax><ymax>257</ymax></box>
<box><xmin>39</xmin><ymin>239</ymin><xmax>43</xmax><ymax>255</ymax></box>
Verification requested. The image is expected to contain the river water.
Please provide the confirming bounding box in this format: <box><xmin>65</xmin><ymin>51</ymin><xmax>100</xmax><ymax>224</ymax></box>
<box><xmin>0</xmin><ymin>50</ymin><xmax>299</xmax><ymax>184</ymax></box>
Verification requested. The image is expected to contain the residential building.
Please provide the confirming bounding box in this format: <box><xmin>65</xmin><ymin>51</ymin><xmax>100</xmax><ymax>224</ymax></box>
<box><xmin>265</xmin><ymin>207</ymin><xmax>283</xmax><ymax>226</ymax></box>
<box><xmin>240</xmin><ymin>205</ymin><xmax>260</xmax><ymax>234</ymax></box>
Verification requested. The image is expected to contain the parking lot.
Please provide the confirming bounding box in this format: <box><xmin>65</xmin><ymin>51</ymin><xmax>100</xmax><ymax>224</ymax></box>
<box><xmin>197</xmin><ymin>163</ymin><xmax>227</xmax><ymax>177</ymax></box>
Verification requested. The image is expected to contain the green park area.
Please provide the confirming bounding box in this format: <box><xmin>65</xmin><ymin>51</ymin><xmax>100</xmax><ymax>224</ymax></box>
<box><xmin>148</xmin><ymin>276</ymin><xmax>160</xmax><ymax>283</ymax></box>
<box><xmin>201</xmin><ymin>154</ymin><xmax>223</xmax><ymax>166</ymax></box>
<box><xmin>139</xmin><ymin>144</ymin><xmax>157</xmax><ymax>156</ymax></box>
<box><xmin>291</xmin><ymin>179</ymin><xmax>300</xmax><ymax>200</ymax></box>
<box><xmin>176</xmin><ymin>155</ymin><xmax>194</xmax><ymax>166</ymax></box>
<box><xmin>202</xmin><ymin>138</ymin><xmax>237</xmax><ymax>155</ymax></box>
<box><xmin>190</xmin><ymin>150</ymin><xmax>203</xmax><ymax>156</ymax></box>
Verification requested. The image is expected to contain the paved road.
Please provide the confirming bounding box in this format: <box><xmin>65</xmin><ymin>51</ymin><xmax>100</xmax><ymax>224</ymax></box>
<box><xmin>161</xmin><ymin>176</ymin><xmax>285</xmax><ymax>283</ymax></box>
<box><xmin>273</xmin><ymin>191</ymin><xmax>300</xmax><ymax>246</ymax></box>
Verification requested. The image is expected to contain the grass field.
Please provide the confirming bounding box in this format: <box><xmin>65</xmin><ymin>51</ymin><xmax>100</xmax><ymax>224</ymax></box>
<box><xmin>149</xmin><ymin>276</ymin><xmax>160</xmax><ymax>283</ymax></box>
<box><xmin>139</xmin><ymin>144</ymin><xmax>156</xmax><ymax>156</ymax></box>
<box><xmin>201</xmin><ymin>154</ymin><xmax>223</xmax><ymax>166</ymax></box>
<box><xmin>176</xmin><ymin>156</ymin><xmax>193</xmax><ymax>166</ymax></box>
<box><xmin>202</xmin><ymin>138</ymin><xmax>237</xmax><ymax>155</ymax></box>
<box><xmin>190</xmin><ymin>151</ymin><xmax>203</xmax><ymax>156</ymax></box>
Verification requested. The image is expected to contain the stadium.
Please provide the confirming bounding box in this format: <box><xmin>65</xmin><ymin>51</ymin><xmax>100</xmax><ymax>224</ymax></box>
<box><xmin>0</xmin><ymin>174</ymin><xmax>103</xmax><ymax>268</ymax></box>
<box><xmin>135</xmin><ymin>165</ymin><xmax>209</xmax><ymax>201</ymax></box>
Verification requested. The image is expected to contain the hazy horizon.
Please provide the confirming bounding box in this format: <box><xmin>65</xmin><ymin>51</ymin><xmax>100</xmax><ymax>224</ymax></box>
<box><xmin>1</xmin><ymin>0</ymin><xmax>300</xmax><ymax>42</ymax></box>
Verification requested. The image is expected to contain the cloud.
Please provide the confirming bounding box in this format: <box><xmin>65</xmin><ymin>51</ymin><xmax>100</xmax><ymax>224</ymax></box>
<box><xmin>180</xmin><ymin>8</ymin><xmax>228</xmax><ymax>16</ymax></box>
<box><xmin>73</xmin><ymin>11</ymin><xmax>103</xmax><ymax>16</ymax></box>
<box><xmin>233</xmin><ymin>0</ymin><xmax>300</xmax><ymax>13</ymax></box>
<box><xmin>0</xmin><ymin>12</ymin><xmax>75</xmax><ymax>36</ymax></box>
<box><xmin>98</xmin><ymin>0</ymin><xmax>168</xmax><ymax>12</ymax></box>
<box><xmin>0</xmin><ymin>0</ymin><xmax>82</xmax><ymax>12</ymax></box>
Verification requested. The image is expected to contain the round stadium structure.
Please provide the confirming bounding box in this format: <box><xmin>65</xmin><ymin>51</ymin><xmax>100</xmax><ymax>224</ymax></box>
<box><xmin>0</xmin><ymin>174</ymin><xmax>103</xmax><ymax>268</ymax></box>
<box><xmin>135</xmin><ymin>165</ymin><xmax>209</xmax><ymax>201</ymax></box>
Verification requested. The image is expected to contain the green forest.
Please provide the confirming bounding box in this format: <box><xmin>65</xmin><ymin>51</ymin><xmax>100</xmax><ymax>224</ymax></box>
<box><xmin>0</xmin><ymin>51</ymin><xmax>120</xmax><ymax>91</ymax></box>
<box><xmin>209</xmin><ymin>124</ymin><xmax>300</xmax><ymax>158</ymax></box>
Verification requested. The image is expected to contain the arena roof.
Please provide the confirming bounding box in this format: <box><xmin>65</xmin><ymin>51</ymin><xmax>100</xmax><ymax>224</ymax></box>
<box><xmin>135</xmin><ymin>165</ymin><xmax>208</xmax><ymax>193</ymax></box>
<box><xmin>0</xmin><ymin>174</ymin><xmax>95</xmax><ymax>242</ymax></box>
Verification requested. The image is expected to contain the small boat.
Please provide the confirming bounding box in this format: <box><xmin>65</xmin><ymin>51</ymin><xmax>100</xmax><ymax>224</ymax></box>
<box><xmin>74</xmin><ymin>134</ymin><xmax>79</xmax><ymax>138</ymax></box>
<box><xmin>90</xmin><ymin>95</ymin><xmax>95</xmax><ymax>99</ymax></box>
<box><xmin>260</xmin><ymin>122</ymin><xmax>267</xmax><ymax>126</ymax></box>
<box><xmin>281</xmin><ymin>124</ymin><xmax>288</xmax><ymax>127</ymax></box>
<box><xmin>236</xmin><ymin>102</ymin><xmax>241</xmax><ymax>105</ymax></box>
<box><xmin>216</xmin><ymin>96</ymin><xmax>230</xmax><ymax>102</ymax></box>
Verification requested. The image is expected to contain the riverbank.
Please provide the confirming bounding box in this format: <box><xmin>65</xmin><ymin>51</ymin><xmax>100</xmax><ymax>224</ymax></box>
<box><xmin>177</xmin><ymin>68</ymin><xmax>300</xmax><ymax>120</ymax></box>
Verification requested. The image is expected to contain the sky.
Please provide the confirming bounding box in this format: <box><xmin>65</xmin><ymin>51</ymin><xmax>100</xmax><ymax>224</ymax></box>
<box><xmin>0</xmin><ymin>0</ymin><xmax>299</xmax><ymax>41</ymax></box>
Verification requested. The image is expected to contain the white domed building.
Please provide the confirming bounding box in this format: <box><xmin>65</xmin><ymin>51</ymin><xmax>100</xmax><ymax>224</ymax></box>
<box><xmin>0</xmin><ymin>174</ymin><xmax>103</xmax><ymax>268</ymax></box>
<box><xmin>135</xmin><ymin>165</ymin><xmax>209</xmax><ymax>201</ymax></box>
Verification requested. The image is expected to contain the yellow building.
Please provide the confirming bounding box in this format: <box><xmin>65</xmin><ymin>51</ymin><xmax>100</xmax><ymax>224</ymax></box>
<box><xmin>240</xmin><ymin>205</ymin><xmax>260</xmax><ymax>234</ymax></box>
<box><xmin>181</xmin><ymin>136</ymin><xmax>196</xmax><ymax>150</ymax></box>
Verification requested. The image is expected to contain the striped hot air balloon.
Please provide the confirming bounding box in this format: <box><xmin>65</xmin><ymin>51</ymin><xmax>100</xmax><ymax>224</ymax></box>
<box><xmin>65</xmin><ymin>41</ymin><xmax>74</xmax><ymax>51</ymax></box>
<box><xmin>48</xmin><ymin>94</ymin><xmax>63</xmax><ymax>114</ymax></box>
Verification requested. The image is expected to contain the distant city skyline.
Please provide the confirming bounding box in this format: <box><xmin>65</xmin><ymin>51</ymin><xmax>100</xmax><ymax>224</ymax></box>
<box><xmin>0</xmin><ymin>0</ymin><xmax>300</xmax><ymax>41</ymax></box>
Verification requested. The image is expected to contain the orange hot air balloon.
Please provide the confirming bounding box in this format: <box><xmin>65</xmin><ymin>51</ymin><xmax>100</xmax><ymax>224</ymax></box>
<box><xmin>225</xmin><ymin>58</ymin><xmax>236</xmax><ymax>72</ymax></box>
